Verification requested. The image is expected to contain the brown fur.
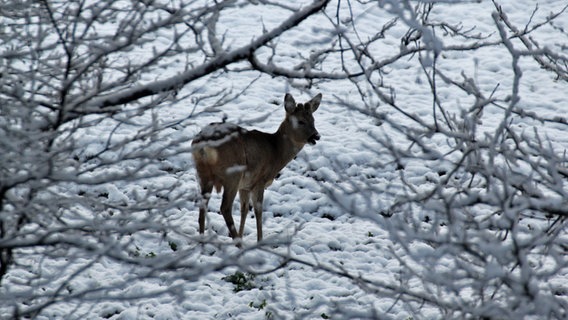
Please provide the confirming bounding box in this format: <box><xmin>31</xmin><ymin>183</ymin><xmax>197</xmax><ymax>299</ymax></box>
<box><xmin>192</xmin><ymin>93</ymin><xmax>322</xmax><ymax>243</ymax></box>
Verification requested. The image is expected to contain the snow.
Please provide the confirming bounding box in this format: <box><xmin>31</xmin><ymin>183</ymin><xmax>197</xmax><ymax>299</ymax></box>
<box><xmin>2</xmin><ymin>0</ymin><xmax>568</xmax><ymax>318</ymax></box>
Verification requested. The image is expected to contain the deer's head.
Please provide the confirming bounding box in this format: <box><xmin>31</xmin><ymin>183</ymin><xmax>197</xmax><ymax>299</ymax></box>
<box><xmin>283</xmin><ymin>93</ymin><xmax>321</xmax><ymax>146</ymax></box>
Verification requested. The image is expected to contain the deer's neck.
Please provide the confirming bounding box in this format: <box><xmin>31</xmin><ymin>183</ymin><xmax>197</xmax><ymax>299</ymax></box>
<box><xmin>273</xmin><ymin>125</ymin><xmax>302</xmax><ymax>169</ymax></box>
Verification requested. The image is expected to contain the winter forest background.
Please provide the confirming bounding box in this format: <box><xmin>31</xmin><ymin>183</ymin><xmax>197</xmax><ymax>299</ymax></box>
<box><xmin>1</xmin><ymin>0</ymin><xmax>568</xmax><ymax>319</ymax></box>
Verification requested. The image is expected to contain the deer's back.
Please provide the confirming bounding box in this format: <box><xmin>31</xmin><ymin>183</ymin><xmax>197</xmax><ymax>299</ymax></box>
<box><xmin>192</xmin><ymin>123</ymin><xmax>280</xmax><ymax>191</ymax></box>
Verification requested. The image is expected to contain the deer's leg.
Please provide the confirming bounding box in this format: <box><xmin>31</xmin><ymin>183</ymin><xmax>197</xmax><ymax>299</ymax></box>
<box><xmin>238</xmin><ymin>189</ymin><xmax>250</xmax><ymax>238</ymax></box>
<box><xmin>198</xmin><ymin>183</ymin><xmax>213</xmax><ymax>235</ymax></box>
<box><xmin>251</xmin><ymin>189</ymin><xmax>265</xmax><ymax>242</ymax></box>
<box><xmin>220</xmin><ymin>182</ymin><xmax>239</xmax><ymax>240</ymax></box>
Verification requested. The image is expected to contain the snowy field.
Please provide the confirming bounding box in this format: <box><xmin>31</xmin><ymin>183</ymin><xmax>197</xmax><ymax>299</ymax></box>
<box><xmin>2</xmin><ymin>0</ymin><xmax>568</xmax><ymax>319</ymax></box>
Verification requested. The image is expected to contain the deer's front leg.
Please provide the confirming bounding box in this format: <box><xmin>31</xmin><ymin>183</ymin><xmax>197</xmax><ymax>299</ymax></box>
<box><xmin>251</xmin><ymin>189</ymin><xmax>265</xmax><ymax>242</ymax></box>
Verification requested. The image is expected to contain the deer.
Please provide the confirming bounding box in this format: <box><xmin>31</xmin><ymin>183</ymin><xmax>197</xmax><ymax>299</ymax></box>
<box><xmin>191</xmin><ymin>93</ymin><xmax>322</xmax><ymax>244</ymax></box>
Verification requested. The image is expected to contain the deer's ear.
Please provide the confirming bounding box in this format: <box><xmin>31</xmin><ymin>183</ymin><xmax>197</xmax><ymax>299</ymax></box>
<box><xmin>284</xmin><ymin>93</ymin><xmax>296</xmax><ymax>113</ymax></box>
<box><xmin>308</xmin><ymin>93</ymin><xmax>322</xmax><ymax>113</ymax></box>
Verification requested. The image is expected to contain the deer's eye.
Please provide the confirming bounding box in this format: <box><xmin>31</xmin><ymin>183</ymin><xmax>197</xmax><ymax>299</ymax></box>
<box><xmin>298</xmin><ymin>120</ymin><xmax>306</xmax><ymax>126</ymax></box>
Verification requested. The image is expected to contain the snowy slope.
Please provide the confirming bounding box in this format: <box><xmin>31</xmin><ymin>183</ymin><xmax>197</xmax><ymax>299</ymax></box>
<box><xmin>4</xmin><ymin>0</ymin><xmax>568</xmax><ymax>319</ymax></box>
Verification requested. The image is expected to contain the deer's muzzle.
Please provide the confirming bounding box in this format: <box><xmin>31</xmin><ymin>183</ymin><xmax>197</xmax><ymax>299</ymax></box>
<box><xmin>308</xmin><ymin>132</ymin><xmax>320</xmax><ymax>145</ymax></box>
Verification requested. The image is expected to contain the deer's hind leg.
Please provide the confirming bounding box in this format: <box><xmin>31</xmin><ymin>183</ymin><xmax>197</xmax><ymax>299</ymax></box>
<box><xmin>198</xmin><ymin>182</ymin><xmax>213</xmax><ymax>235</ymax></box>
<box><xmin>238</xmin><ymin>189</ymin><xmax>251</xmax><ymax>238</ymax></box>
<box><xmin>220</xmin><ymin>181</ymin><xmax>239</xmax><ymax>240</ymax></box>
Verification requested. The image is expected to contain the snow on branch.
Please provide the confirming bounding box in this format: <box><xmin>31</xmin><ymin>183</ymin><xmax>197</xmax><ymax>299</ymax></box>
<box><xmin>77</xmin><ymin>0</ymin><xmax>331</xmax><ymax>115</ymax></box>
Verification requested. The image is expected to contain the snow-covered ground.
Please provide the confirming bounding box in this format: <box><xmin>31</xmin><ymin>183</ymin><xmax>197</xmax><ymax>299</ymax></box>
<box><xmin>3</xmin><ymin>0</ymin><xmax>568</xmax><ymax>319</ymax></box>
